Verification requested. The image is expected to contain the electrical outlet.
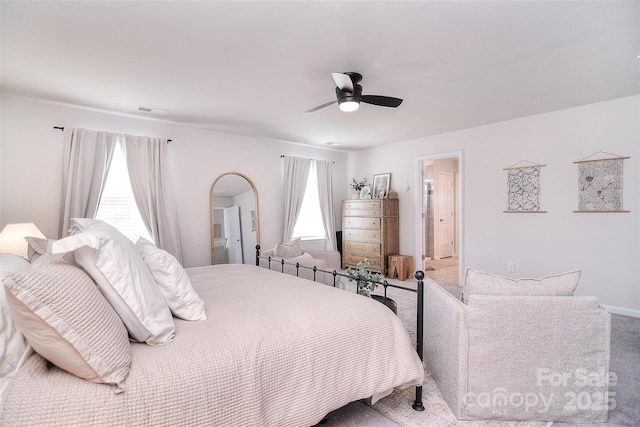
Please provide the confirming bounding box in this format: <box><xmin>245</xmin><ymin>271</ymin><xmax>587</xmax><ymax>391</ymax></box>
<box><xmin>507</xmin><ymin>263</ymin><xmax>515</xmax><ymax>273</ymax></box>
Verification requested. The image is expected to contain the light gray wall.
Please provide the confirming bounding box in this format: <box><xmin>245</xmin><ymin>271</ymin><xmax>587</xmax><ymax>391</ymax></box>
<box><xmin>0</xmin><ymin>95</ymin><xmax>349</xmax><ymax>268</ymax></box>
<box><xmin>2</xmin><ymin>94</ymin><xmax>638</xmax><ymax>315</ymax></box>
<box><xmin>348</xmin><ymin>95</ymin><xmax>639</xmax><ymax>315</ymax></box>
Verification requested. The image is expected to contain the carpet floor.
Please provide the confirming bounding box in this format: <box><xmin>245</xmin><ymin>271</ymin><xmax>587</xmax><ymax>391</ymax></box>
<box><xmin>326</xmin><ymin>271</ymin><xmax>639</xmax><ymax>427</ymax></box>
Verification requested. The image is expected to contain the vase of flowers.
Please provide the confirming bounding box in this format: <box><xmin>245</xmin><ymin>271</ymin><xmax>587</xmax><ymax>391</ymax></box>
<box><xmin>345</xmin><ymin>259</ymin><xmax>384</xmax><ymax>297</ymax></box>
<box><xmin>351</xmin><ymin>177</ymin><xmax>369</xmax><ymax>199</ymax></box>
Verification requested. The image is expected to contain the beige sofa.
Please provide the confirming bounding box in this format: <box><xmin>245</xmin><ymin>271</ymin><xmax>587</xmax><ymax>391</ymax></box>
<box><xmin>424</xmin><ymin>269</ymin><xmax>611</xmax><ymax>423</ymax></box>
<box><xmin>259</xmin><ymin>248</ymin><xmax>341</xmax><ymax>286</ymax></box>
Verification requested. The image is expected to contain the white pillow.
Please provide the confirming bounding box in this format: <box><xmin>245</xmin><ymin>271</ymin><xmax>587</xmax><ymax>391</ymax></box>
<box><xmin>52</xmin><ymin>219</ymin><xmax>175</xmax><ymax>346</ymax></box>
<box><xmin>3</xmin><ymin>262</ymin><xmax>131</xmax><ymax>392</ymax></box>
<box><xmin>0</xmin><ymin>253</ymin><xmax>31</xmax><ymax>273</ymax></box>
<box><xmin>276</xmin><ymin>238</ymin><xmax>303</xmax><ymax>258</ymax></box>
<box><xmin>461</xmin><ymin>268</ymin><xmax>581</xmax><ymax>304</ymax></box>
<box><xmin>135</xmin><ymin>238</ymin><xmax>206</xmax><ymax>321</ymax></box>
<box><xmin>0</xmin><ymin>254</ymin><xmax>31</xmax><ymax>399</ymax></box>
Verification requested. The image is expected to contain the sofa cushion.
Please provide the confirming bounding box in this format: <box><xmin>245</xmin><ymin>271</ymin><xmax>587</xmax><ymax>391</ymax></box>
<box><xmin>461</xmin><ymin>268</ymin><xmax>580</xmax><ymax>304</ymax></box>
<box><xmin>275</xmin><ymin>238</ymin><xmax>302</xmax><ymax>258</ymax></box>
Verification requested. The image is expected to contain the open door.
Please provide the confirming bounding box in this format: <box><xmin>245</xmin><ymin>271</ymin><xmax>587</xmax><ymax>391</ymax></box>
<box><xmin>435</xmin><ymin>171</ymin><xmax>454</xmax><ymax>259</ymax></box>
<box><xmin>223</xmin><ymin>206</ymin><xmax>243</xmax><ymax>264</ymax></box>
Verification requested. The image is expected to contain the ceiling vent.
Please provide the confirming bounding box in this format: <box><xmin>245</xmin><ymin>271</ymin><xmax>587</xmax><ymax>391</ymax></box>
<box><xmin>137</xmin><ymin>106</ymin><xmax>169</xmax><ymax>116</ymax></box>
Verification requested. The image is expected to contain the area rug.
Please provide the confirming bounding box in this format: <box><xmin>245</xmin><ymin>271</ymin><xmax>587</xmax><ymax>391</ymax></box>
<box><xmin>369</xmin><ymin>371</ymin><xmax>552</xmax><ymax>427</ymax></box>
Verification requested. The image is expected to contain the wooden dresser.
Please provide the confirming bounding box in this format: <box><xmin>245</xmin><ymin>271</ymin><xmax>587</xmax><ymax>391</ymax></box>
<box><xmin>342</xmin><ymin>199</ymin><xmax>399</xmax><ymax>274</ymax></box>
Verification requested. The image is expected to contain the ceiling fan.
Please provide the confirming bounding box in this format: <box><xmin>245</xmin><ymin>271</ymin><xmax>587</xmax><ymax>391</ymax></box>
<box><xmin>304</xmin><ymin>72</ymin><xmax>403</xmax><ymax>113</ymax></box>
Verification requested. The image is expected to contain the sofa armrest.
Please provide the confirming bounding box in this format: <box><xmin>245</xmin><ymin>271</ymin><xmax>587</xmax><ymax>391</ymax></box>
<box><xmin>303</xmin><ymin>250</ymin><xmax>341</xmax><ymax>271</ymax></box>
<box><xmin>258</xmin><ymin>248</ymin><xmax>275</xmax><ymax>269</ymax></box>
<box><xmin>261</xmin><ymin>248</ymin><xmax>275</xmax><ymax>257</ymax></box>
<box><xmin>423</xmin><ymin>279</ymin><xmax>468</xmax><ymax>419</ymax></box>
<box><xmin>463</xmin><ymin>295</ymin><xmax>611</xmax><ymax>422</ymax></box>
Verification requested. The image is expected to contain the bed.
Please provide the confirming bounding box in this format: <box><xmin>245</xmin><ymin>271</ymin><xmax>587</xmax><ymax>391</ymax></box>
<box><xmin>1</xmin><ymin>222</ymin><xmax>425</xmax><ymax>426</ymax></box>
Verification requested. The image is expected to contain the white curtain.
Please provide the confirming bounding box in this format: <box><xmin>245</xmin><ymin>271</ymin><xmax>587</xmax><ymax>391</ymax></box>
<box><xmin>316</xmin><ymin>160</ymin><xmax>336</xmax><ymax>250</ymax></box>
<box><xmin>281</xmin><ymin>156</ymin><xmax>311</xmax><ymax>243</ymax></box>
<box><xmin>124</xmin><ymin>135</ymin><xmax>183</xmax><ymax>263</ymax></box>
<box><xmin>58</xmin><ymin>128</ymin><xmax>117</xmax><ymax>237</ymax></box>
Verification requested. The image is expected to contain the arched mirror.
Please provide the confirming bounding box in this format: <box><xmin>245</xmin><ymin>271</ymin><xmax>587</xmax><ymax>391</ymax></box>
<box><xmin>210</xmin><ymin>172</ymin><xmax>260</xmax><ymax>265</ymax></box>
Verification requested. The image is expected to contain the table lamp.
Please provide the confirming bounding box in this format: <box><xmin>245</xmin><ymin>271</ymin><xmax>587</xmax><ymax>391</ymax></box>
<box><xmin>0</xmin><ymin>223</ymin><xmax>46</xmax><ymax>258</ymax></box>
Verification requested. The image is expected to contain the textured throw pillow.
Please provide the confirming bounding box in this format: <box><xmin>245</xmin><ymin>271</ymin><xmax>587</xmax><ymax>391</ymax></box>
<box><xmin>24</xmin><ymin>236</ymin><xmax>50</xmax><ymax>262</ymax></box>
<box><xmin>25</xmin><ymin>236</ymin><xmax>76</xmax><ymax>266</ymax></box>
<box><xmin>3</xmin><ymin>262</ymin><xmax>131</xmax><ymax>392</ymax></box>
<box><xmin>461</xmin><ymin>268</ymin><xmax>581</xmax><ymax>304</ymax></box>
<box><xmin>0</xmin><ymin>254</ymin><xmax>31</xmax><ymax>397</ymax></box>
<box><xmin>51</xmin><ymin>218</ymin><xmax>175</xmax><ymax>346</ymax></box>
<box><xmin>135</xmin><ymin>238</ymin><xmax>206</xmax><ymax>321</ymax></box>
<box><xmin>276</xmin><ymin>238</ymin><xmax>303</xmax><ymax>258</ymax></box>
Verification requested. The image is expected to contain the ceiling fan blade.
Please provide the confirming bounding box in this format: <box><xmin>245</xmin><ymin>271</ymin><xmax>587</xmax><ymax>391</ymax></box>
<box><xmin>361</xmin><ymin>95</ymin><xmax>403</xmax><ymax>108</ymax></box>
<box><xmin>331</xmin><ymin>72</ymin><xmax>353</xmax><ymax>92</ymax></box>
<box><xmin>304</xmin><ymin>100</ymin><xmax>338</xmax><ymax>113</ymax></box>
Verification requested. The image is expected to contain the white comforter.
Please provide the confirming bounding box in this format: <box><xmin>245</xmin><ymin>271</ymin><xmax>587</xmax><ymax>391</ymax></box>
<box><xmin>1</xmin><ymin>264</ymin><xmax>424</xmax><ymax>426</ymax></box>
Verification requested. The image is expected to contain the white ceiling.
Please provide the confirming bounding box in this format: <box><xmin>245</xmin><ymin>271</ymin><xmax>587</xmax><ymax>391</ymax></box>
<box><xmin>2</xmin><ymin>1</ymin><xmax>639</xmax><ymax>151</ymax></box>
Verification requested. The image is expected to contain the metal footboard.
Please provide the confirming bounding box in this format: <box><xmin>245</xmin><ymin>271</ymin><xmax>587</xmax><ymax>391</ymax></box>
<box><xmin>255</xmin><ymin>245</ymin><xmax>425</xmax><ymax>412</ymax></box>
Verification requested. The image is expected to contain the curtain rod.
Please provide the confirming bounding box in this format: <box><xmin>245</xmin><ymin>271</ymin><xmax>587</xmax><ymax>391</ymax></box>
<box><xmin>53</xmin><ymin>126</ymin><xmax>172</xmax><ymax>143</ymax></box>
<box><xmin>280</xmin><ymin>154</ymin><xmax>335</xmax><ymax>164</ymax></box>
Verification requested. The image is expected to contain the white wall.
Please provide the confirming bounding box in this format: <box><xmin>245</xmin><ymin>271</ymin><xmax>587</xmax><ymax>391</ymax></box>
<box><xmin>3</xmin><ymin>94</ymin><xmax>638</xmax><ymax>314</ymax></box>
<box><xmin>0</xmin><ymin>95</ymin><xmax>348</xmax><ymax>268</ymax></box>
<box><xmin>348</xmin><ymin>95</ymin><xmax>640</xmax><ymax>314</ymax></box>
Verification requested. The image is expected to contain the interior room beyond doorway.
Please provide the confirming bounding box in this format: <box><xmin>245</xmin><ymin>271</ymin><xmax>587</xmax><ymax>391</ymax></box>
<box><xmin>419</xmin><ymin>155</ymin><xmax>461</xmax><ymax>286</ymax></box>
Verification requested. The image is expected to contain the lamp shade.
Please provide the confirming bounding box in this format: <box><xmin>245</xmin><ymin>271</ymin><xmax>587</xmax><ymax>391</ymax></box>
<box><xmin>0</xmin><ymin>223</ymin><xmax>46</xmax><ymax>258</ymax></box>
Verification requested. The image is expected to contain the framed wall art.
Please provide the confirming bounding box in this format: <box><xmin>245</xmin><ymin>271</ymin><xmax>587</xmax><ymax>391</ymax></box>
<box><xmin>574</xmin><ymin>152</ymin><xmax>630</xmax><ymax>213</ymax></box>
<box><xmin>372</xmin><ymin>173</ymin><xmax>391</xmax><ymax>199</ymax></box>
<box><xmin>503</xmin><ymin>160</ymin><xmax>546</xmax><ymax>213</ymax></box>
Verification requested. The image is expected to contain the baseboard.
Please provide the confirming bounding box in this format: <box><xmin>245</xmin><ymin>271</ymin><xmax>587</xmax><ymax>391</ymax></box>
<box><xmin>601</xmin><ymin>304</ymin><xmax>640</xmax><ymax>318</ymax></box>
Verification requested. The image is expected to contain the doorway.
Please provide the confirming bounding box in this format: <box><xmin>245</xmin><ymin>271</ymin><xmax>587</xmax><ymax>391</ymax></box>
<box><xmin>223</xmin><ymin>206</ymin><xmax>243</xmax><ymax>264</ymax></box>
<box><xmin>415</xmin><ymin>152</ymin><xmax>463</xmax><ymax>286</ymax></box>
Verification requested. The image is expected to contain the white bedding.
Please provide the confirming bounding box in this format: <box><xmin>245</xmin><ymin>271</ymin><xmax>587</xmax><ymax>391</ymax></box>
<box><xmin>1</xmin><ymin>264</ymin><xmax>424</xmax><ymax>426</ymax></box>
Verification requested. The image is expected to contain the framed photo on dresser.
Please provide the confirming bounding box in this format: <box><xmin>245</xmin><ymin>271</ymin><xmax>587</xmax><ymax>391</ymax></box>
<box><xmin>359</xmin><ymin>185</ymin><xmax>372</xmax><ymax>199</ymax></box>
<box><xmin>372</xmin><ymin>173</ymin><xmax>391</xmax><ymax>199</ymax></box>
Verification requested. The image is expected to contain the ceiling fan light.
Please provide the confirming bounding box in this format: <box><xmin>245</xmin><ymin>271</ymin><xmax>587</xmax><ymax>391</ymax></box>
<box><xmin>339</xmin><ymin>100</ymin><xmax>360</xmax><ymax>112</ymax></box>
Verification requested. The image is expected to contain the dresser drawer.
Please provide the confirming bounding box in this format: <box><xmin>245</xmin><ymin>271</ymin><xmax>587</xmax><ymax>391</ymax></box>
<box><xmin>343</xmin><ymin>228</ymin><xmax>381</xmax><ymax>242</ymax></box>
<box><xmin>344</xmin><ymin>252</ymin><xmax>382</xmax><ymax>269</ymax></box>
<box><xmin>344</xmin><ymin>241</ymin><xmax>381</xmax><ymax>255</ymax></box>
<box><xmin>344</xmin><ymin>217</ymin><xmax>381</xmax><ymax>229</ymax></box>
<box><xmin>343</xmin><ymin>200</ymin><xmax>382</xmax><ymax>217</ymax></box>
<box><xmin>343</xmin><ymin>200</ymin><xmax>381</xmax><ymax>211</ymax></box>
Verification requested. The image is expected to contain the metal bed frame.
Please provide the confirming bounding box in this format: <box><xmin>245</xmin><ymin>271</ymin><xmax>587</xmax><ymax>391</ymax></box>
<box><xmin>255</xmin><ymin>245</ymin><xmax>425</xmax><ymax>412</ymax></box>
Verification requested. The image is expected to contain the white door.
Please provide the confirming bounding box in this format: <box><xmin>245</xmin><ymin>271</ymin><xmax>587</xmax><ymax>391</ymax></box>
<box><xmin>435</xmin><ymin>171</ymin><xmax>454</xmax><ymax>259</ymax></box>
<box><xmin>223</xmin><ymin>206</ymin><xmax>243</xmax><ymax>264</ymax></box>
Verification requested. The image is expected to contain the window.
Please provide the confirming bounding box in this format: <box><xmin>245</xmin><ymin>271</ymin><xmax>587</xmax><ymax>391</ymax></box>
<box><xmin>292</xmin><ymin>162</ymin><xmax>326</xmax><ymax>240</ymax></box>
<box><xmin>96</xmin><ymin>140</ymin><xmax>153</xmax><ymax>243</ymax></box>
